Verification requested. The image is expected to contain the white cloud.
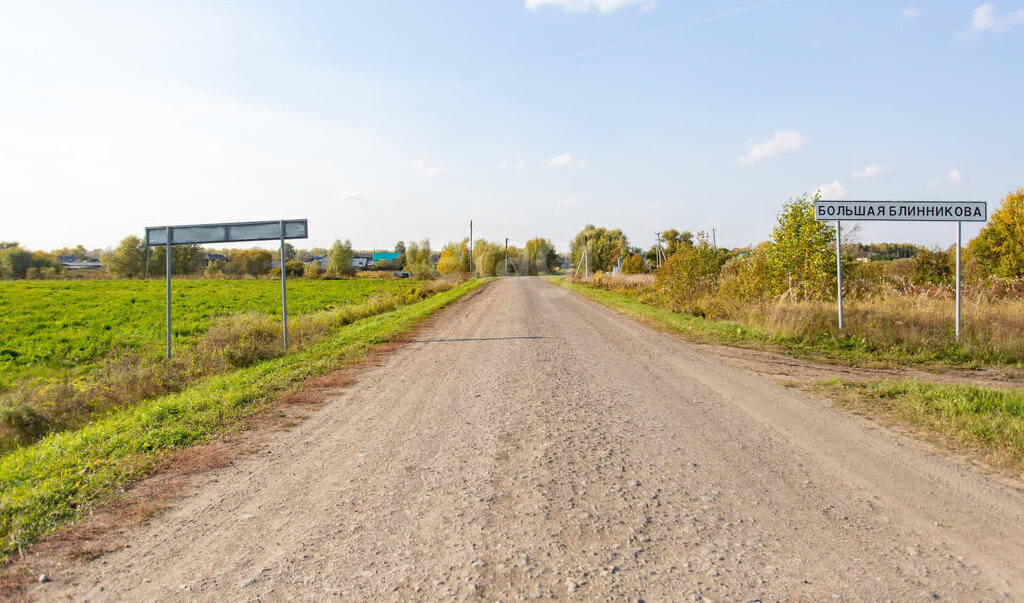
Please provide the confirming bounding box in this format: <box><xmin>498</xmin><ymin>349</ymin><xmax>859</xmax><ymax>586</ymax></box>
<box><xmin>499</xmin><ymin>161</ymin><xmax>527</xmax><ymax>171</ymax></box>
<box><xmin>558</xmin><ymin>197</ymin><xmax>584</xmax><ymax>206</ymax></box>
<box><xmin>815</xmin><ymin>180</ymin><xmax>846</xmax><ymax>199</ymax></box>
<box><xmin>516</xmin><ymin>162</ymin><xmax>526</xmax><ymax>171</ymax></box>
<box><xmin>413</xmin><ymin>159</ymin><xmax>444</xmax><ymax>177</ymax></box>
<box><xmin>948</xmin><ymin>168</ymin><xmax>963</xmax><ymax>183</ymax></box>
<box><xmin>550</xmin><ymin>152</ymin><xmax>586</xmax><ymax>168</ymax></box>
<box><xmin>642</xmin><ymin>202</ymin><xmax>664</xmax><ymax>209</ymax></box>
<box><xmin>902</xmin><ymin>6</ymin><xmax>921</xmax><ymax>19</ymax></box>
<box><xmin>957</xmin><ymin>3</ymin><xmax>1024</xmax><ymax>38</ymax></box>
<box><xmin>735</xmin><ymin>130</ymin><xmax>807</xmax><ymax>165</ymax></box>
<box><xmin>851</xmin><ymin>164</ymin><xmax>891</xmax><ymax>179</ymax></box>
<box><xmin>525</xmin><ymin>0</ymin><xmax>654</xmax><ymax>14</ymax></box>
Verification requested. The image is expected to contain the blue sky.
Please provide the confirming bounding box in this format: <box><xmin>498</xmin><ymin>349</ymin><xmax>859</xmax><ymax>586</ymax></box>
<box><xmin>1</xmin><ymin>1</ymin><xmax>1022</xmax><ymax>253</ymax></box>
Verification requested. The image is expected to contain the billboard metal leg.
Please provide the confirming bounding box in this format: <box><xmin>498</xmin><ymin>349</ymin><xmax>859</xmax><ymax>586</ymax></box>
<box><xmin>166</xmin><ymin>227</ymin><xmax>172</xmax><ymax>359</ymax></box>
<box><xmin>281</xmin><ymin>220</ymin><xmax>288</xmax><ymax>351</ymax></box>
<box><xmin>956</xmin><ymin>221</ymin><xmax>962</xmax><ymax>342</ymax></box>
<box><xmin>836</xmin><ymin>220</ymin><xmax>844</xmax><ymax>330</ymax></box>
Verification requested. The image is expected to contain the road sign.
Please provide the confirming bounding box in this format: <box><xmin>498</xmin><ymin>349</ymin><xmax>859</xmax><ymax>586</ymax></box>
<box><xmin>145</xmin><ymin>219</ymin><xmax>308</xmax><ymax>246</ymax></box>
<box><xmin>814</xmin><ymin>200</ymin><xmax>986</xmax><ymax>222</ymax></box>
<box><xmin>814</xmin><ymin>200</ymin><xmax>988</xmax><ymax>341</ymax></box>
<box><xmin>144</xmin><ymin>219</ymin><xmax>309</xmax><ymax>358</ymax></box>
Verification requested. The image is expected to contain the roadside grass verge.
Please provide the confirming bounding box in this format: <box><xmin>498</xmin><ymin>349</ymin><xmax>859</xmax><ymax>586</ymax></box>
<box><xmin>0</xmin><ymin>279</ymin><xmax>486</xmax><ymax>562</ymax></box>
<box><xmin>551</xmin><ymin>277</ymin><xmax>1021</xmax><ymax>369</ymax></box>
<box><xmin>0</xmin><ymin>281</ymin><xmax>455</xmax><ymax>453</ymax></box>
<box><xmin>552</xmin><ymin>277</ymin><xmax>884</xmax><ymax>365</ymax></box>
<box><xmin>808</xmin><ymin>379</ymin><xmax>1024</xmax><ymax>475</ymax></box>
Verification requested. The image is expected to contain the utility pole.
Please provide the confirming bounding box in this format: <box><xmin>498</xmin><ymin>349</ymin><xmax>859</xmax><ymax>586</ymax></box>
<box><xmin>469</xmin><ymin>220</ymin><xmax>473</xmax><ymax>277</ymax></box>
<box><xmin>655</xmin><ymin>231</ymin><xmax>666</xmax><ymax>268</ymax></box>
<box><xmin>505</xmin><ymin>238</ymin><xmax>509</xmax><ymax>274</ymax></box>
<box><xmin>584</xmin><ymin>237</ymin><xmax>589</xmax><ymax>279</ymax></box>
<box><xmin>712</xmin><ymin>228</ymin><xmax>717</xmax><ymax>249</ymax></box>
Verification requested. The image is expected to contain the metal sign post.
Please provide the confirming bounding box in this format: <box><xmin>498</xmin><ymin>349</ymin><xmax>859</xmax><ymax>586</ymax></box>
<box><xmin>835</xmin><ymin>220</ymin><xmax>843</xmax><ymax>329</ymax></box>
<box><xmin>280</xmin><ymin>220</ymin><xmax>289</xmax><ymax>350</ymax></box>
<box><xmin>145</xmin><ymin>219</ymin><xmax>309</xmax><ymax>358</ymax></box>
<box><xmin>814</xmin><ymin>201</ymin><xmax>986</xmax><ymax>341</ymax></box>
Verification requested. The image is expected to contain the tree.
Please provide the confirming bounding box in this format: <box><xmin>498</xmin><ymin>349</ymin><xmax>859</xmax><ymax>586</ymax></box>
<box><xmin>620</xmin><ymin>254</ymin><xmax>648</xmax><ymax>274</ymax></box>
<box><xmin>969</xmin><ymin>187</ymin><xmax>1024</xmax><ymax>278</ymax></box>
<box><xmin>149</xmin><ymin>244</ymin><xmax>205</xmax><ymax>276</ymax></box>
<box><xmin>225</xmin><ymin>249</ymin><xmax>273</xmax><ymax>277</ymax></box>
<box><xmin>765</xmin><ymin>194</ymin><xmax>836</xmax><ymax>299</ymax></box>
<box><xmin>394</xmin><ymin>241</ymin><xmax>406</xmax><ymax>255</ymax></box>
<box><xmin>523</xmin><ymin>238</ymin><xmax>557</xmax><ymax>275</ymax></box>
<box><xmin>437</xmin><ymin>239</ymin><xmax>470</xmax><ymax>275</ymax></box>
<box><xmin>104</xmin><ymin>236</ymin><xmax>146</xmax><ymax>278</ymax></box>
<box><xmin>275</xmin><ymin>243</ymin><xmax>297</xmax><ymax>262</ymax></box>
<box><xmin>327</xmin><ymin>239</ymin><xmax>356</xmax><ymax>277</ymax></box>
<box><xmin>304</xmin><ymin>260</ymin><xmax>324</xmax><ymax>279</ymax></box>
<box><xmin>569</xmin><ymin>225</ymin><xmax>629</xmax><ymax>274</ymax></box>
<box><xmin>909</xmin><ymin>247</ymin><xmax>953</xmax><ymax>285</ymax></box>
<box><xmin>0</xmin><ymin>246</ymin><xmax>33</xmax><ymax>279</ymax></box>
<box><xmin>404</xmin><ymin>238</ymin><xmax>434</xmax><ymax>279</ymax></box>
<box><xmin>472</xmin><ymin>239</ymin><xmax>503</xmax><ymax>276</ymax></box>
<box><xmin>655</xmin><ymin>232</ymin><xmax>727</xmax><ymax>305</ymax></box>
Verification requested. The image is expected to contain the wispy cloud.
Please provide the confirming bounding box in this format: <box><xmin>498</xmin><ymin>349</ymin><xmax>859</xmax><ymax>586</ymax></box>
<box><xmin>930</xmin><ymin>168</ymin><xmax>964</xmax><ymax>187</ymax></box>
<box><xmin>550</xmin><ymin>152</ymin><xmax>586</xmax><ymax>168</ymax></box>
<box><xmin>558</xmin><ymin>197</ymin><xmax>584</xmax><ymax>206</ymax></box>
<box><xmin>902</xmin><ymin>6</ymin><xmax>921</xmax><ymax>19</ymax></box>
<box><xmin>413</xmin><ymin>159</ymin><xmax>444</xmax><ymax>177</ymax></box>
<box><xmin>735</xmin><ymin>130</ymin><xmax>807</xmax><ymax>165</ymax></box>
<box><xmin>499</xmin><ymin>161</ymin><xmax>527</xmax><ymax>171</ymax></box>
<box><xmin>851</xmin><ymin>164</ymin><xmax>891</xmax><ymax>179</ymax></box>
<box><xmin>525</xmin><ymin>0</ymin><xmax>654</xmax><ymax>14</ymax></box>
<box><xmin>957</xmin><ymin>3</ymin><xmax>1024</xmax><ymax>38</ymax></box>
<box><xmin>815</xmin><ymin>180</ymin><xmax>846</xmax><ymax>199</ymax></box>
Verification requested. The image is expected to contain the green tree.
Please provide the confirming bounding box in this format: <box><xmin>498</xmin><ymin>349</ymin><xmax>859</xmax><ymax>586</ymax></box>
<box><xmin>327</xmin><ymin>239</ymin><xmax>356</xmax><ymax>277</ymax></box>
<box><xmin>103</xmin><ymin>236</ymin><xmax>146</xmax><ymax>278</ymax></box>
<box><xmin>225</xmin><ymin>249</ymin><xmax>273</xmax><ymax>277</ymax></box>
<box><xmin>472</xmin><ymin>239</ymin><xmax>503</xmax><ymax>276</ymax></box>
<box><xmin>404</xmin><ymin>238</ymin><xmax>434</xmax><ymax>279</ymax></box>
<box><xmin>149</xmin><ymin>244</ymin><xmax>206</xmax><ymax>276</ymax></box>
<box><xmin>0</xmin><ymin>246</ymin><xmax>34</xmax><ymax>279</ymax></box>
<box><xmin>620</xmin><ymin>254</ymin><xmax>649</xmax><ymax>274</ymax></box>
<box><xmin>969</xmin><ymin>187</ymin><xmax>1024</xmax><ymax>278</ymax></box>
<box><xmin>655</xmin><ymin>232</ymin><xmax>727</xmax><ymax>305</ymax></box>
<box><xmin>523</xmin><ymin>238</ymin><xmax>557</xmax><ymax>275</ymax></box>
<box><xmin>569</xmin><ymin>225</ymin><xmax>629</xmax><ymax>274</ymax></box>
<box><xmin>909</xmin><ymin>247</ymin><xmax>953</xmax><ymax>285</ymax></box>
<box><xmin>765</xmin><ymin>194</ymin><xmax>836</xmax><ymax>299</ymax></box>
<box><xmin>394</xmin><ymin>241</ymin><xmax>406</xmax><ymax>255</ymax></box>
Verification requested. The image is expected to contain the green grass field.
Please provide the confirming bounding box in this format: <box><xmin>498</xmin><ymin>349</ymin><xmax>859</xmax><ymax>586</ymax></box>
<box><xmin>0</xmin><ymin>279</ymin><xmax>486</xmax><ymax>560</ymax></box>
<box><xmin>0</xmin><ymin>279</ymin><xmax>420</xmax><ymax>388</ymax></box>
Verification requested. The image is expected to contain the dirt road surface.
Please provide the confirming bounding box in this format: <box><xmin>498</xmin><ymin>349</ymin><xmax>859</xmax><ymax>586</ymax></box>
<box><xmin>34</xmin><ymin>277</ymin><xmax>1024</xmax><ymax>600</ymax></box>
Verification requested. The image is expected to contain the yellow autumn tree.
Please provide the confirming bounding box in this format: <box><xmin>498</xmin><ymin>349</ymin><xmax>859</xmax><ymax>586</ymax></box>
<box><xmin>969</xmin><ymin>187</ymin><xmax>1024</xmax><ymax>278</ymax></box>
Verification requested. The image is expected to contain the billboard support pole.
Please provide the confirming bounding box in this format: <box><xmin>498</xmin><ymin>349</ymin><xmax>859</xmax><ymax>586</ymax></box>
<box><xmin>836</xmin><ymin>220</ymin><xmax>844</xmax><ymax>330</ymax></box>
<box><xmin>165</xmin><ymin>226</ymin><xmax>172</xmax><ymax>359</ymax></box>
<box><xmin>956</xmin><ymin>221</ymin><xmax>962</xmax><ymax>342</ymax></box>
<box><xmin>281</xmin><ymin>220</ymin><xmax>289</xmax><ymax>351</ymax></box>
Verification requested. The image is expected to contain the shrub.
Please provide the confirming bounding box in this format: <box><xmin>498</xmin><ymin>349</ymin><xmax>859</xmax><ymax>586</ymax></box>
<box><xmin>909</xmin><ymin>247</ymin><xmax>953</xmax><ymax>285</ymax></box>
<box><xmin>303</xmin><ymin>261</ymin><xmax>324</xmax><ymax>279</ymax></box>
<box><xmin>764</xmin><ymin>194</ymin><xmax>836</xmax><ymax>300</ymax></box>
<box><xmin>620</xmin><ymin>254</ymin><xmax>648</xmax><ymax>274</ymax></box>
<box><xmin>654</xmin><ymin>232</ymin><xmax>726</xmax><ymax>308</ymax></box>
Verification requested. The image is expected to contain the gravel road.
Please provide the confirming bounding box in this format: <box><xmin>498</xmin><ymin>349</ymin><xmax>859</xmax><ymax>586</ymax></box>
<box><xmin>35</xmin><ymin>277</ymin><xmax>1024</xmax><ymax>600</ymax></box>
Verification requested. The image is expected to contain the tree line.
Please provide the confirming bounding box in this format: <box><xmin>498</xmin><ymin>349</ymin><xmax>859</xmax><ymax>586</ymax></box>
<box><xmin>568</xmin><ymin>186</ymin><xmax>1024</xmax><ymax>304</ymax></box>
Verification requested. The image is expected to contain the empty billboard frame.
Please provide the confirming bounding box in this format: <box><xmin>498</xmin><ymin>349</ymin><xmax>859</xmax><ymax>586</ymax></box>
<box><xmin>145</xmin><ymin>219</ymin><xmax>309</xmax><ymax>358</ymax></box>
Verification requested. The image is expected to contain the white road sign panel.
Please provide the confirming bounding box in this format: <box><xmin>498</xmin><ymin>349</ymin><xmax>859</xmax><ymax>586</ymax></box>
<box><xmin>814</xmin><ymin>201</ymin><xmax>986</xmax><ymax>222</ymax></box>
